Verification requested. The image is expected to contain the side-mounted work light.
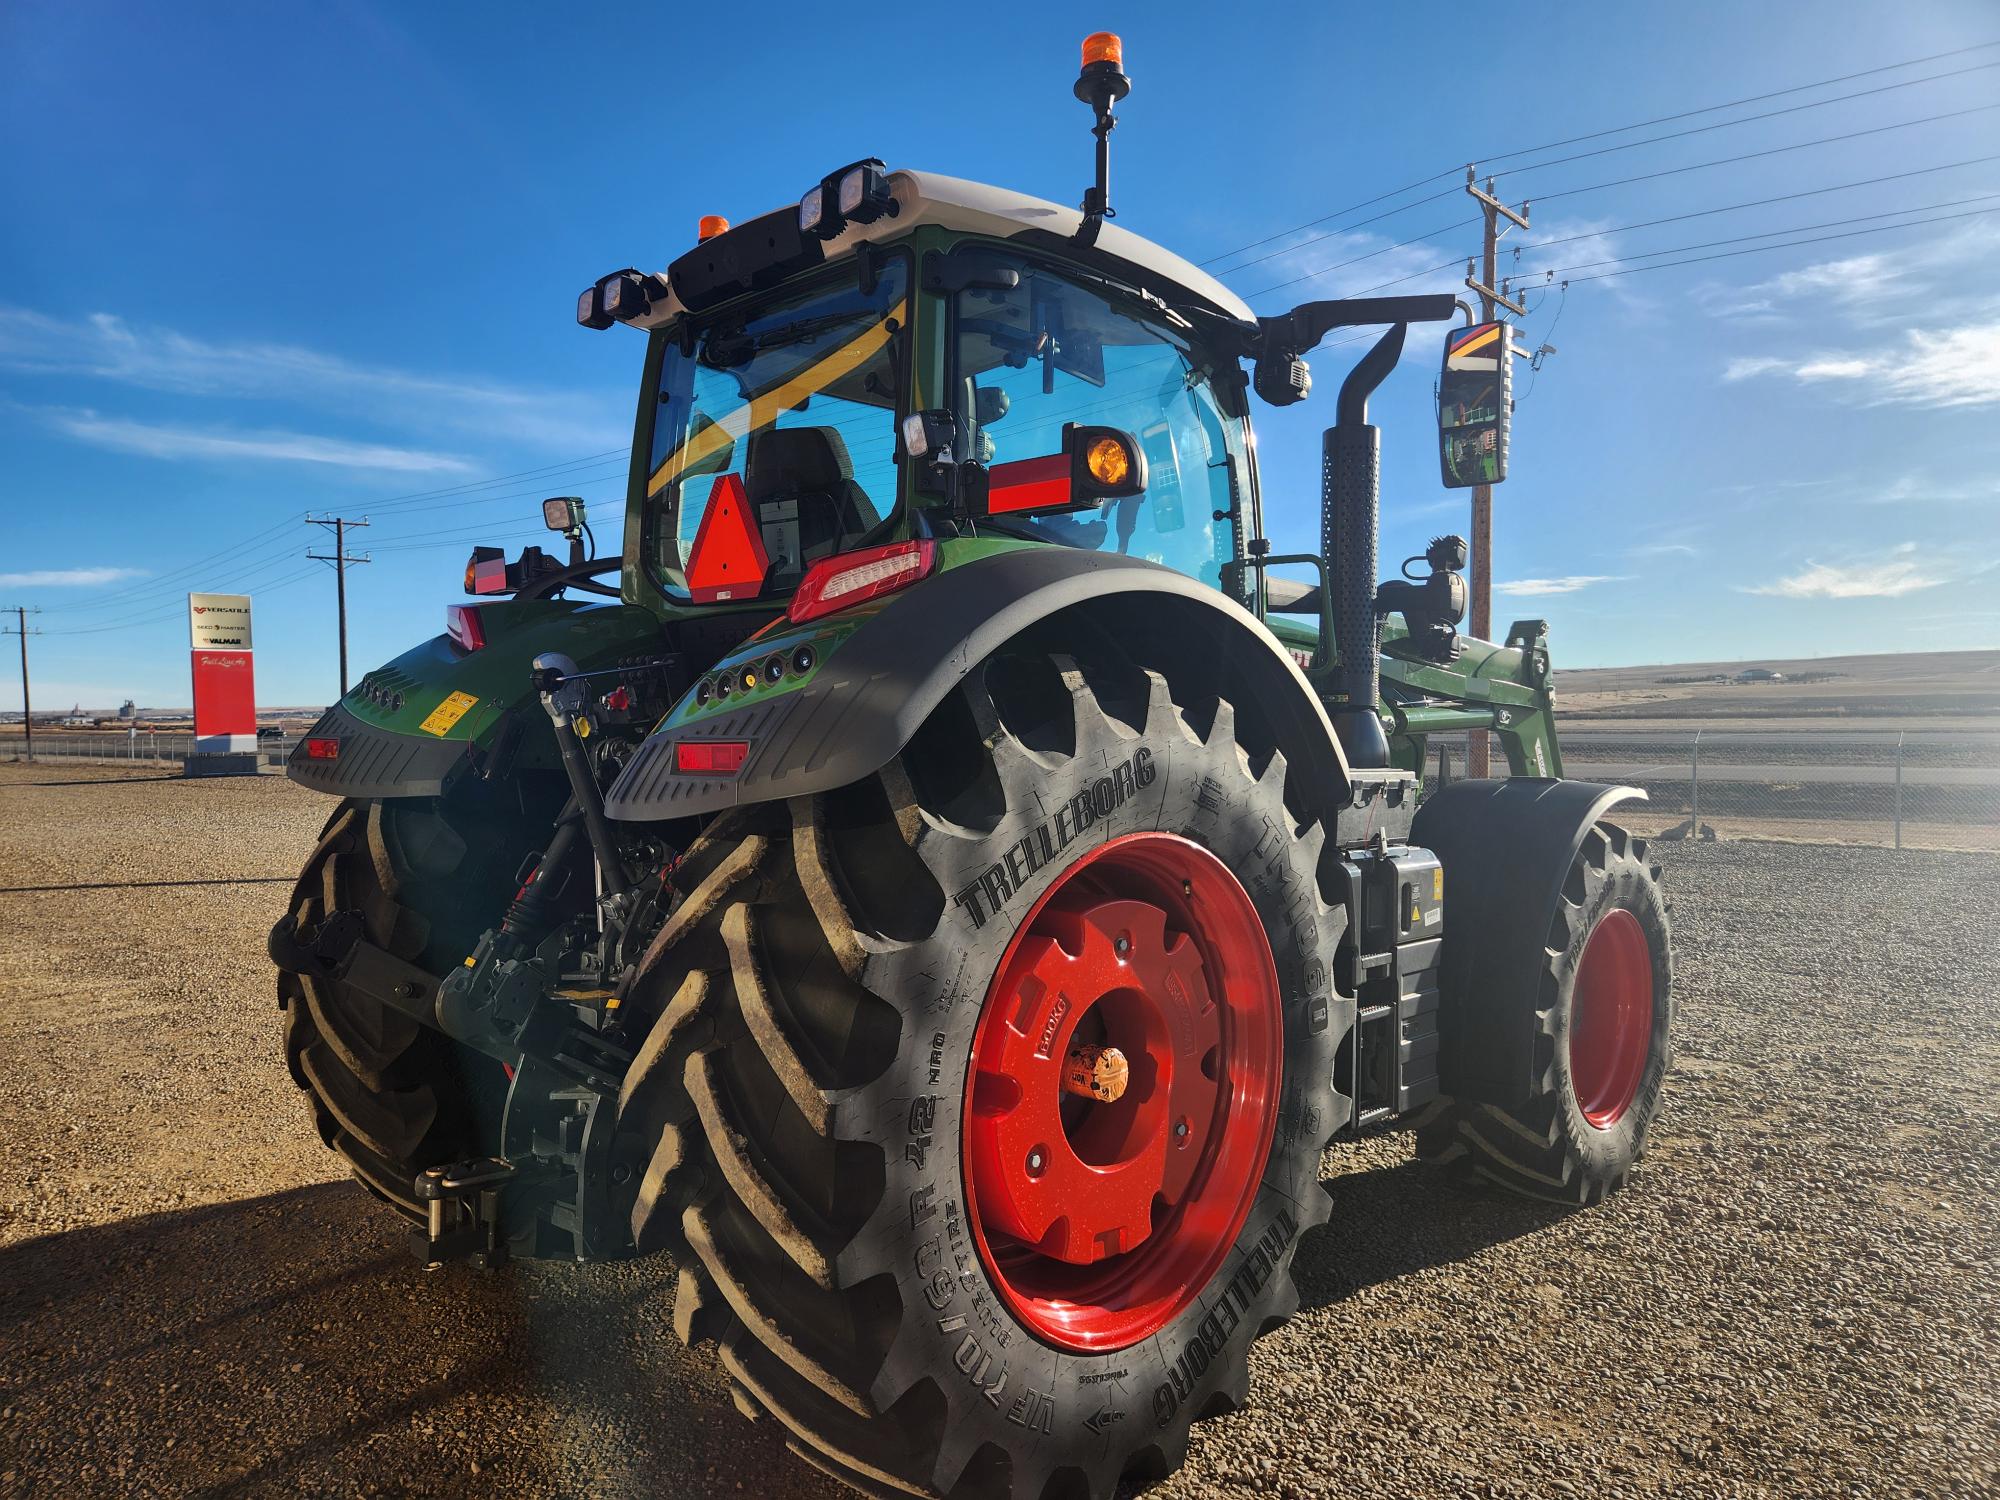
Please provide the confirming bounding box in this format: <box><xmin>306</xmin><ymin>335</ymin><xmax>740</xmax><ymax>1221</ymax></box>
<box><xmin>577</xmin><ymin>269</ymin><xmax>668</xmax><ymax>331</ymax></box>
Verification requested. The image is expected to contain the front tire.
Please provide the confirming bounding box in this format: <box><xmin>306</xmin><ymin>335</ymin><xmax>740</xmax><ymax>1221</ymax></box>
<box><xmin>614</xmin><ymin>651</ymin><xmax>1347</xmax><ymax>1499</ymax></box>
<box><xmin>1417</xmin><ymin>818</ymin><xmax>1672</xmax><ymax>1203</ymax></box>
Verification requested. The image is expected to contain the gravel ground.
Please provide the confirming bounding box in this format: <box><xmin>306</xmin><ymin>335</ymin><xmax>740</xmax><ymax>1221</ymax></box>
<box><xmin>1</xmin><ymin>763</ymin><xmax>1994</xmax><ymax>1499</ymax></box>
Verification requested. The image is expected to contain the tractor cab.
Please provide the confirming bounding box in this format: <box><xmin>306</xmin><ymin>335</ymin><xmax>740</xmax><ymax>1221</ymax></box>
<box><xmin>590</xmin><ymin>167</ymin><xmax>1267</xmax><ymax>620</ymax></box>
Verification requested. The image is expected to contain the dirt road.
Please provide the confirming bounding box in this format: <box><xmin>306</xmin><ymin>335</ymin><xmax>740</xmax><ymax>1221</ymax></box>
<box><xmin>1</xmin><ymin>764</ymin><xmax>1994</xmax><ymax>1497</ymax></box>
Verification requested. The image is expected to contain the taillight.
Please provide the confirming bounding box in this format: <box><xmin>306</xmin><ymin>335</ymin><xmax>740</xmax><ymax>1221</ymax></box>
<box><xmin>788</xmin><ymin>540</ymin><xmax>938</xmax><ymax>625</ymax></box>
<box><xmin>465</xmin><ymin>546</ymin><xmax>508</xmax><ymax>595</ymax></box>
<box><xmin>305</xmin><ymin>737</ymin><xmax>341</xmax><ymax>760</ymax></box>
<box><xmin>445</xmin><ymin>604</ymin><xmax>487</xmax><ymax>653</ymax></box>
<box><xmin>675</xmin><ymin>739</ymin><xmax>749</xmax><ymax>775</ymax></box>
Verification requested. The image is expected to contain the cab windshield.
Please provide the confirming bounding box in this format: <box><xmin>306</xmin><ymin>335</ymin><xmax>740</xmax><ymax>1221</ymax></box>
<box><xmin>951</xmin><ymin>254</ymin><xmax>1241</xmax><ymax>588</ymax></box>
<box><xmin>644</xmin><ymin>259</ymin><xmax>908</xmax><ymax>602</ymax></box>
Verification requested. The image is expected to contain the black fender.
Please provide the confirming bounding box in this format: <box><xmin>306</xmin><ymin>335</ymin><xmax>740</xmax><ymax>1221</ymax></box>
<box><xmin>1410</xmin><ymin>777</ymin><xmax>1645</xmax><ymax>1110</ymax></box>
<box><xmin>287</xmin><ymin>601</ymin><xmax>665</xmax><ymax>801</ymax></box>
<box><xmin>604</xmin><ymin>548</ymin><xmax>1356</xmax><ymax>821</ymax></box>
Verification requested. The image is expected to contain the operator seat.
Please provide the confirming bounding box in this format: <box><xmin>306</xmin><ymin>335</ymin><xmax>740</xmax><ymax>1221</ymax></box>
<box><xmin>743</xmin><ymin>426</ymin><xmax>880</xmax><ymax>569</ymax></box>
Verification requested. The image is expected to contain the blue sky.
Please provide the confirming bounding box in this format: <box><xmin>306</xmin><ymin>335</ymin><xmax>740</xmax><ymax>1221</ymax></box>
<box><xmin>3</xmin><ymin>0</ymin><xmax>1998</xmax><ymax>709</ymax></box>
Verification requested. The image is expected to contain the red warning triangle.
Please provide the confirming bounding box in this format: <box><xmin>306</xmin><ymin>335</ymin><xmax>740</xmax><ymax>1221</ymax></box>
<box><xmin>684</xmin><ymin>471</ymin><xmax>770</xmax><ymax>603</ymax></box>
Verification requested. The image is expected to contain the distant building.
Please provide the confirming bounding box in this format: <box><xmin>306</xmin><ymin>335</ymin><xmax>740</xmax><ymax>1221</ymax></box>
<box><xmin>1735</xmin><ymin>668</ymin><xmax>1786</xmax><ymax>683</ymax></box>
<box><xmin>118</xmin><ymin>699</ymin><xmax>136</xmax><ymax>720</ymax></box>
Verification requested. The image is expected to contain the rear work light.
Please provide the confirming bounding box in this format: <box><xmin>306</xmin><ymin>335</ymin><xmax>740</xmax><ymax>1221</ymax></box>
<box><xmin>445</xmin><ymin>604</ymin><xmax>487</xmax><ymax>653</ymax></box>
<box><xmin>305</xmin><ymin>737</ymin><xmax>340</xmax><ymax>760</ymax></box>
<box><xmin>787</xmin><ymin>540</ymin><xmax>938</xmax><ymax>625</ymax></box>
<box><xmin>675</xmin><ymin>739</ymin><xmax>749</xmax><ymax>776</ymax></box>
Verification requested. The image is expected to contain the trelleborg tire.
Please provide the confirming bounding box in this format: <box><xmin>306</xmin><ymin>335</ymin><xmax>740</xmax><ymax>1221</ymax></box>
<box><xmin>614</xmin><ymin>651</ymin><xmax>1348</xmax><ymax>1499</ymax></box>
<box><xmin>276</xmin><ymin>791</ymin><xmax>553</xmax><ymax>1217</ymax></box>
<box><xmin>1416</xmin><ymin>818</ymin><xmax>1672</xmax><ymax>1204</ymax></box>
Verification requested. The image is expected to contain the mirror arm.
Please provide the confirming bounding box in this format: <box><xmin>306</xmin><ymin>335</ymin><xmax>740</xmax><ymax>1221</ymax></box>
<box><xmin>1257</xmin><ymin>294</ymin><xmax>1459</xmax><ymax>362</ymax></box>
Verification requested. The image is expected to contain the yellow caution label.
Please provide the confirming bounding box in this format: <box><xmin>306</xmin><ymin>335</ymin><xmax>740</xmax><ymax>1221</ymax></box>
<box><xmin>420</xmin><ymin>690</ymin><xmax>479</xmax><ymax>737</ymax></box>
<box><xmin>1433</xmin><ymin>868</ymin><xmax>1444</xmax><ymax>902</ymax></box>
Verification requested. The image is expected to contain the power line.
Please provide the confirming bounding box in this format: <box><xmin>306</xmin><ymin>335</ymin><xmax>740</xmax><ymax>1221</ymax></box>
<box><xmin>1197</xmin><ymin>37</ymin><xmax>2000</xmax><ymax>269</ymax></box>
<box><xmin>1488</xmin><ymin>58</ymin><xmax>2000</xmax><ymax>184</ymax></box>
<box><xmin>1239</xmin><ymin>147</ymin><xmax>2000</xmax><ymax>302</ymax></box>
<box><xmin>1523</xmin><ymin>202</ymin><xmax>2000</xmax><ymax>286</ymax></box>
<box><xmin>1506</xmin><ymin>192</ymin><xmax>2000</xmax><ymax>284</ymax></box>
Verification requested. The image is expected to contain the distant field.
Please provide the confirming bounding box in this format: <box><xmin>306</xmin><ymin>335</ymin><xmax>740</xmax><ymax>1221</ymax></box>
<box><xmin>1553</xmin><ymin>649</ymin><xmax>2000</xmax><ymax>724</ymax></box>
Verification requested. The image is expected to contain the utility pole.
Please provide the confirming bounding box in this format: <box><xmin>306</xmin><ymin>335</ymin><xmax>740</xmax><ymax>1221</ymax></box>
<box><xmin>306</xmin><ymin>515</ymin><xmax>371</xmax><ymax>696</ymax></box>
<box><xmin>1463</xmin><ymin>166</ymin><xmax>1530</xmax><ymax>777</ymax></box>
<box><xmin>4</xmin><ymin>606</ymin><xmax>41</xmax><ymax>763</ymax></box>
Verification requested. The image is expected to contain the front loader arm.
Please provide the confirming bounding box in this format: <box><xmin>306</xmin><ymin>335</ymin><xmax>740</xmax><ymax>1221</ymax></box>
<box><xmin>1379</xmin><ymin>617</ymin><xmax>1562</xmax><ymax>780</ymax></box>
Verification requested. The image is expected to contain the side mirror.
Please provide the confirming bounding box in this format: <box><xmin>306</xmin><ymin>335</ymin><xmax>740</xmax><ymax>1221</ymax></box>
<box><xmin>1438</xmin><ymin>322</ymin><xmax>1511</xmax><ymax>488</ymax></box>
<box><xmin>983</xmin><ymin>423</ymin><xmax>1147</xmax><ymax>517</ymax></box>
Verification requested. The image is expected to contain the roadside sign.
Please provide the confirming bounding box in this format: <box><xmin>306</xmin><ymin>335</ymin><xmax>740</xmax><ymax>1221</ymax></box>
<box><xmin>188</xmin><ymin>592</ymin><xmax>257</xmax><ymax>752</ymax></box>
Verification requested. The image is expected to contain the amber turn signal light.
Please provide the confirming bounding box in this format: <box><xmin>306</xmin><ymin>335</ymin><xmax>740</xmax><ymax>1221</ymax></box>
<box><xmin>1084</xmin><ymin>434</ymin><xmax>1132</xmax><ymax>489</ymax></box>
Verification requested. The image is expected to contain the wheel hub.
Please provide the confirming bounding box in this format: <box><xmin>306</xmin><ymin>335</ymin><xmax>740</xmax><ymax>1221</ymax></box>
<box><xmin>962</xmin><ymin>832</ymin><xmax>1282</xmax><ymax>1351</ymax></box>
<box><xmin>1569</xmin><ymin>906</ymin><xmax>1655</xmax><ymax>1129</ymax></box>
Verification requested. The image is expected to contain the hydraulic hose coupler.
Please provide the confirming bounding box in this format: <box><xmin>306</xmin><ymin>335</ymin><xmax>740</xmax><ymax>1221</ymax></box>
<box><xmin>533</xmin><ymin>652</ymin><xmax>631</xmax><ymax>897</ymax></box>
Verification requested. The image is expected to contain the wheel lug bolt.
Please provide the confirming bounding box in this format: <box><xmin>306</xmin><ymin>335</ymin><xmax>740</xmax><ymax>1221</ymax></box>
<box><xmin>1114</xmin><ymin>933</ymin><xmax>1131</xmax><ymax>958</ymax></box>
<box><xmin>1174</xmin><ymin>1117</ymin><xmax>1189</xmax><ymax>1143</ymax></box>
<box><xmin>1026</xmin><ymin>1148</ymin><xmax>1046</xmax><ymax>1177</ymax></box>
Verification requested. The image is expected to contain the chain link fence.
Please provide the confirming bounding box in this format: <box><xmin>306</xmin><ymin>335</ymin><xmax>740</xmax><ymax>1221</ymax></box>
<box><xmin>14</xmin><ymin>726</ymin><xmax>1998</xmax><ymax>853</ymax></box>
<box><xmin>4</xmin><ymin>731</ymin><xmax>293</xmax><ymax>771</ymax></box>
<box><xmin>1429</xmin><ymin>728</ymin><xmax>1999</xmax><ymax>853</ymax></box>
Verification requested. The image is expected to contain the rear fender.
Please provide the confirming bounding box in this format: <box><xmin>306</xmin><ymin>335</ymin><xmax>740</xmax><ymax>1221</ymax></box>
<box><xmin>1410</xmin><ymin>777</ymin><xmax>1645</xmax><ymax>1110</ymax></box>
<box><xmin>604</xmin><ymin>548</ymin><xmax>1358</xmax><ymax>823</ymax></box>
<box><xmin>287</xmin><ymin>600</ymin><xmax>664</xmax><ymax>800</ymax></box>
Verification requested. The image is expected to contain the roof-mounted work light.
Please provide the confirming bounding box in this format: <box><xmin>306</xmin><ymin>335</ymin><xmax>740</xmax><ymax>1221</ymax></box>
<box><xmin>798</xmin><ymin>159</ymin><xmax>895</xmax><ymax>241</ymax></box>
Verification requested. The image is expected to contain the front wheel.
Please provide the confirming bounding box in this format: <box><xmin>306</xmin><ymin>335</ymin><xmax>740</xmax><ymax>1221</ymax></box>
<box><xmin>614</xmin><ymin>651</ymin><xmax>1348</xmax><ymax>1499</ymax></box>
<box><xmin>1418</xmin><ymin>818</ymin><xmax>1673</xmax><ymax>1202</ymax></box>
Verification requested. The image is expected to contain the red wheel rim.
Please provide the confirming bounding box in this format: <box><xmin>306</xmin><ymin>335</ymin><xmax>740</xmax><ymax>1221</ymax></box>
<box><xmin>1569</xmin><ymin>907</ymin><xmax>1655</xmax><ymax>1129</ymax></box>
<box><xmin>961</xmin><ymin>832</ymin><xmax>1283</xmax><ymax>1352</ymax></box>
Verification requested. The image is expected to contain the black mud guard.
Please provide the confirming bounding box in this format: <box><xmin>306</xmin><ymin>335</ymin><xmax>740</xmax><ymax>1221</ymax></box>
<box><xmin>605</xmin><ymin>548</ymin><xmax>1354</xmax><ymax>821</ymax></box>
<box><xmin>286</xmin><ymin>702</ymin><xmax>477</xmax><ymax>800</ymax></box>
<box><xmin>1410</xmin><ymin>777</ymin><xmax>1645</xmax><ymax>1111</ymax></box>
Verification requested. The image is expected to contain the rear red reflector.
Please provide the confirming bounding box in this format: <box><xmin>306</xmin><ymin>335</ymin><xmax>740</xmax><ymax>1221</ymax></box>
<box><xmin>305</xmin><ymin>737</ymin><xmax>341</xmax><ymax>760</ymax></box>
<box><xmin>986</xmin><ymin>453</ymin><xmax>1073</xmax><ymax>514</ymax></box>
<box><xmin>445</xmin><ymin>604</ymin><xmax>487</xmax><ymax>653</ymax></box>
<box><xmin>684</xmin><ymin>473</ymin><xmax>771</xmax><ymax>603</ymax></box>
<box><xmin>675</xmin><ymin>739</ymin><xmax>749</xmax><ymax>775</ymax></box>
<box><xmin>787</xmin><ymin>539</ymin><xmax>938</xmax><ymax>625</ymax></box>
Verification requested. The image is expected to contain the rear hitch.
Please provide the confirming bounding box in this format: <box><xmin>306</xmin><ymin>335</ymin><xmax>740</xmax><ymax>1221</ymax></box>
<box><xmin>412</xmin><ymin>1156</ymin><xmax>558</xmax><ymax>1269</ymax></box>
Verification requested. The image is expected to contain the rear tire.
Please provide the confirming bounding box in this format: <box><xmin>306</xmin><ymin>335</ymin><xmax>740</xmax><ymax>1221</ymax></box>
<box><xmin>276</xmin><ymin>791</ymin><xmax>553</xmax><ymax>1215</ymax></box>
<box><xmin>614</xmin><ymin>650</ymin><xmax>1347</xmax><ymax>1499</ymax></box>
<box><xmin>1417</xmin><ymin>818</ymin><xmax>1672</xmax><ymax>1203</ymax></box>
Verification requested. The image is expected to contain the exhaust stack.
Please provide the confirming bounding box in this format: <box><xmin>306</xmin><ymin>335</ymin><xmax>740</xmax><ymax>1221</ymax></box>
<box><xmin>1322</xmin><ymin>322</ymin><xmax>1409</xmax><ymax>769</ymax></box>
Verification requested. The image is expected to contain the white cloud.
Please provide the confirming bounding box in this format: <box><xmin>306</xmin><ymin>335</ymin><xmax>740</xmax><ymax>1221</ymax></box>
<box><xmin>1698</xmin><ymin>223</ymin><xmax>2000</xmax><ymax>327</ymax></box>
<box><xmin>1628</xmin><ymin>541</ymin><xmax>1698</xmax><ymax>558</ymax></box>
<box><xmin>1218</xmin><ymin>225</ymin><xmax>1464</xmax><ymax>305</ymax></box>
<box><xmin>1717</xmin><ymin>319</ymin><xmax>2000</xmax><ymax>409</ymax></box>
<box><xmin>1746</xmin><ymin>543</ymin><xmax>1943</xmax><ymax>599</ymax></box>
<box><xmin>1861</xmin><ymin>472</ymin><xmax>2000</xmax><ymax>506</ymax></box>
<box><xmin>1723</xmin><ymin>356</ymin><xmax>1786</xmax><ymax>381</ymax></box>
<box><xmin>37</xmin><ymin>406</ymin><xmax>472</xmax><ymax>473</ymax></box>
<box><xmin>1495</xmin><ymin>574</ymin><xmax>1626</xmax><ymax>596</ymax></box>
<box><xmin>0</xmin><ymin>306</ymin><xmax>624</xmax><ymax>452</ymax></box>
<box><xmin>0</xmin><ymin>566</ymin><xmax>146</xmax><ymax>587</ymax></box>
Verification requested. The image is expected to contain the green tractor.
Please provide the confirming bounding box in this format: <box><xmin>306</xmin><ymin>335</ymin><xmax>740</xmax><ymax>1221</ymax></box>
<box><xmin>270</xmin><ymin>34</ymin><xmax>1671</xmax><ymax>1499</ymax></box>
